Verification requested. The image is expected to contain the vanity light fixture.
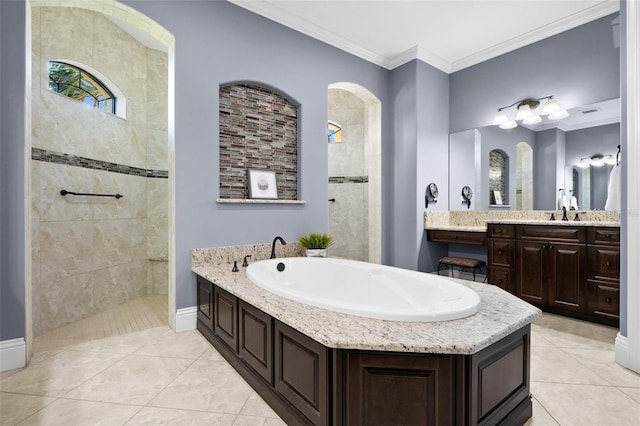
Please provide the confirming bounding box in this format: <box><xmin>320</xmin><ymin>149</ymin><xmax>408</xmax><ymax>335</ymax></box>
<box><xmin>492</xmin><ymin>96</ymin><xmax>569</xmax><ymax>129</ymax></box>
<box><xmin>576</xmin><ymin>153</ymin><xmax>618</xmax><ymax>168</ymax></box>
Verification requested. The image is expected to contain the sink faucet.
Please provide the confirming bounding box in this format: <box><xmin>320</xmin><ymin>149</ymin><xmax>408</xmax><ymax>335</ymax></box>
<box><xmin>270</xmin><ymin>236</ymin><xmax>286</xmax><ymax>259</ymax></box>
<box><xmin>561</xmin><ymin>206</ymin><xmax>569</xmax><ymax>221</ymax></box>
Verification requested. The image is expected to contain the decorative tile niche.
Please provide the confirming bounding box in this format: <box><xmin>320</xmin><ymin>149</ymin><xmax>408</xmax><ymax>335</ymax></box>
<box><xmin>219</xmin><ymin>84</ymin><xmax>298</xmax><ymax>200</ymax></box>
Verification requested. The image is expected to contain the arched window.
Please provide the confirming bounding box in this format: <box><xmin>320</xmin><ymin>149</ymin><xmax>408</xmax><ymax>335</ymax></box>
<box><xmin>327</xmin><ymin>121</ymin><xmax>342</xmax><ymax>143</ymax></box>
<box><xmin>48</xmin><ymin>61</ymin><xmax>116</xmax><ymax>114</ymax></box>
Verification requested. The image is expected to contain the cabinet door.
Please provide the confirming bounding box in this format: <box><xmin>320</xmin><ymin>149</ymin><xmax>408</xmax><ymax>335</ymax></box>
<box><xmin>586</xmin><ymin>280</ymin><xmax>619</xmax><ymax>321</ymax></box>
<box><xmin>239</xmin><ymin>300</ymin><xmax>273</xmax><ymax>384</ymax></box>
<box><xmin>516</xmin><ymin>241</ymin><xmax>546</xmax><ymax>305</ymax></box>
<box><xmin>196</xmin><ymin>276</ymin><xmax>214</xmax><ymax>331</ymax></box>
<box><xmin>274</xmin><ymin>321</ymin><xmax>328</xmax><ymax>426</ymax></box>
<box><xmin>214</xmin><ymin>286</ymin><xmax>238</xmax><ymax>351</ymax></box>
<box><xmin>548</xmin><ymin>243</ymin><xmax>586</xmax><ymax>312</ymax></box>
<box><xmin>588</xmin><ymin>246</ymin><xmax>620</xmax><ymax>282</ymax></box>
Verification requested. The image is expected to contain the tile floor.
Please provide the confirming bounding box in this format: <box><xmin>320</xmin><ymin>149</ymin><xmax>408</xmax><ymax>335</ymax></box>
<box><xmin>1</xmin><ymin>298</ymin><xmax>639</xmax><ymax>425</ymax></box>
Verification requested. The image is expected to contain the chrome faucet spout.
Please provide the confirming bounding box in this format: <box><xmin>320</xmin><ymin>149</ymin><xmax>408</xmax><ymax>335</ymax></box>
<box><xmin>270</xmin><ymin>236</ymin><xmax>286</xmax><ymax>259</ymax></box>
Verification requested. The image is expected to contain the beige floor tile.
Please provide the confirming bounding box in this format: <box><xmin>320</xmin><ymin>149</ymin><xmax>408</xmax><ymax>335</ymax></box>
<box><xmin>232</xmin><ymin>415</ymin><xmax>287</xmax><ymax>425</ymax></box>
<box><xmin>533</xmin><ymin>314</ymin><xmax>617</xmax><ymax>350</ymax></box>
<box><xmin>0</xmin><ymin>350</ymin><xmax>123</xmax><ymax>397</ymax></box>
<box><xmin>198</xmin><ymin>347</ymin><xmax>225</xmax><ymax>361</ymax></box>
<box><xmin>125</xmin><ymin>407</ymin><xmax>236</xmax><ymax>425</ymax></box>
<box><xmin>531</xmin><ymin>382</ymin><xmax>640</xmax><ymax>426</ymax></box>
<box><xmin>63</xmin><ymin>354</ymin><xmax>194</xmax><ymax>405</ymax></box>
<box><xmin>524</xmin><ymin>396</ymin><xmax>559</xmax><ymax>425</ymax></box>
<box><xmin>135</xmin><ymin>330</ymin><xmax>210</xmax><ymax>359</ymax></box>
<box><xmin>561</xmin><ymin>348</ymin><xmax>640</xmax><ymax>388</ymax></box>
<box><xmin>531</xmin><ymin>346</ymin><xmax>610</xmax><ymax>385</ymax></box>
<box><xmin>619</xmin><ymin>387</ymin><xmax>640</xmax><ymax>404</ymax></box>
<box><xmin>239</xmin><ymin>393</ymin><xmax>280</xmax><ymax>418</ymax></box>
<box><xmin>530</xmin><ymin>327</ymin><xmax>555</xmax><ymax>347</ymax></box>
<box><xmin>66</xmin><ymin>326</ymin><xmax>172</xmax><ymax>355</ymax></box>
<box><xmin>17</xmin><ymin>398</ymin><xmax>141</xmax><ymax>426</ymax></box>
<box><xmin>0</xmin><ymin>392</ymin><xmax>55</xmax><ymax>425</ymax></box>
<box><xmin>149</xmin><ymin>359</ymin><xmax>253</xmax><ymax>414</ymax></box>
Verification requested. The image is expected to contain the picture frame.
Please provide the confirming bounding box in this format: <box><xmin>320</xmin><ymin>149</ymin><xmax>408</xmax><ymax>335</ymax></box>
<box><xmin>248</xmin><ymin>169</ymin><xmax>278</xmax><ymax>199</ymax></box>
<box><xmin>493</xmin><ymin>190</ymin><xmax>503</xmax><ymax>205</ymax></box>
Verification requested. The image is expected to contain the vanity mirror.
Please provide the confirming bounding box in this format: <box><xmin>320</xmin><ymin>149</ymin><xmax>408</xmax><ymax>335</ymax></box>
<box><xmin>449</xmin><ymin>99</ymin><xmax>621</xmax><ymax>211</ymax></box>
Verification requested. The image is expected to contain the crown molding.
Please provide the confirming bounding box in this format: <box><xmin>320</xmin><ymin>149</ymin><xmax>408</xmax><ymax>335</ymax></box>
<box><xmin>449</xmin><ymin>1</ymin><xmax>620</xmax><ymax>72</ymax></box>
<box><xmin>229</xmin><ymin>0</ymin><xmax>619</xmax><ymax>73</ymax></box>
<box><xmin>228</xmin><ymin>0</ymin><xmax>392</xmax><ymax>69</ymax></box>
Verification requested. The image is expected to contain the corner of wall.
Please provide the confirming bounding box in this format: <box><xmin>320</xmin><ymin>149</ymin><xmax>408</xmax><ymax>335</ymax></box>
<box><xmin>0</xmin><ymin>338</ymin><xmax>26</xmax><ymax>372</ymax></box>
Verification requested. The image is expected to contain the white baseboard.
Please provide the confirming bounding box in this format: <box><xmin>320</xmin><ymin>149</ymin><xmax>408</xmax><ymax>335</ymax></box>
<box><xmin>0</xmin><ymin>338</ymin><xmax>26</xmax><ymax>372</ymax></box>
<box><xmin>175</xmin><ymin>306</ymin><xmax>197</xmax><ymax>332</ymax></box>
<box><xmin>615</xmin><ymin>332</ymin><xmax>629</xmax><ymax>368</ymax></box>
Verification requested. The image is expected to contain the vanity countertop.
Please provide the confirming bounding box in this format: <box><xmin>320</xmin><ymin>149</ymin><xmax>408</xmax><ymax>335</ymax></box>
<box><xmin>192</xmin><ymin>263</ymin><xmax>540</xmax><ymax>355</ymax></box>
<box><xmin>486</xmin><ymin>219</ymin><xmax>620</xmax><ymax>227</ymax></box>
<box><xmin>425</xmin><ymin>225</ymin><xmax>487</xmax><ymax>232</ymax></box>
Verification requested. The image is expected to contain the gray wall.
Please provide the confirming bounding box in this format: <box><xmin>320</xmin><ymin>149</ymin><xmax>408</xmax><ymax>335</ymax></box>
<box><xmin>0</xmin><ymin>0</ymin><xmax>26</xmax><ymax>341</ymax></box>
<box><xmin>565</xmin><ymin>123</ymin><xmax>621</xmax><ymax>166</ymax></box>
<box><xmin>450</xmin><ymin>13</ymin><xmax>620</xmax><ymax>133</ymax></box>
<box><xmin>121</xmin><ymin>0</ymin><xmax>392</xmax><ymax>310</ymax></box>
<box><xmin>534</xmin><ymin>129</ymin><xmax>566</xmax><ymax>210</ymax></box>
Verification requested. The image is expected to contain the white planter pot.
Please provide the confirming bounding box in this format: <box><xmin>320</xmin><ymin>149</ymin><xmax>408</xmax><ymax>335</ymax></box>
<box><xmin>305</xmin><ymin>249</ymin><xmax>327</xmax><ymax>257</ymax></box>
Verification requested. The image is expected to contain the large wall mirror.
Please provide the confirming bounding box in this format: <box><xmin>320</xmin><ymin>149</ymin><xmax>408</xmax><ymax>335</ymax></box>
<box><xmin>449</xmin><ymin>98</ymin><xmax>620</xmax><ymax>211</ymax></box>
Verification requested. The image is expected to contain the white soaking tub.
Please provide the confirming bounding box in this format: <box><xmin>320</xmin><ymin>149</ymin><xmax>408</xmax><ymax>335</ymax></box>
<box><xmin>246</xmin><ymin>257</ymin><xmax>480</xmax><ymax>322</ymax></box>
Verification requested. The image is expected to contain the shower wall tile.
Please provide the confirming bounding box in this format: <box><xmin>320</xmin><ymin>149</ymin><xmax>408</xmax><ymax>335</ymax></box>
<box><xmin>31</xmin><ymin>222</ymin><xmax>41</xmax><ymax>295</ymax></box>
<box><xmin>147</xmin><ymin>90</ymin><xmax>168</xmax><ymax>132</ymax></box>
<box><xmin>94</xmin><ymin>262</ymin><xmax>148</xmax><ymax>311</ymax></box>
<box><xmin>328</xmin><ymin>182</ymin><xmax>369</xmax><ymax>261</ymax></box>
<box><xmin>40</xmin><ymin>221</ymin><xmax>96</xmax><ymax>281</ymax></box>
<box><xmin>39</xmin><ymin>162</ymin><xmax>93</xmax><ymax>221</ymax></box>
<box><xmin>38</xmin><ymin>273</ymin><xmax>97</xmax><ymax>332</ymax></box>
<box><xmin>146</xmin><ymin>129</ymin><xmax>169</xmax><ymax>170</ymax></box>
<box><xmin>147</xmin><ymin>217</ymin><xmax>168</xmax><ymax>258</ymax></box>
<box><xmin>147</xmin><ymin>179</ymin><xmax>168</xmax><ymax>219</ymax></box>
<box><xmin>92</xmin><ymin>172</ymin><xmax>147</xmax><ymax>220</ymax></box>
<box><xmin>148</xmin><ymin>260</ymin><xmax>169</xmax><ymax>295</ymax></box>
<box><xmin>31</xmin><ymin>161</ymin><xmax>41</xmax><ymax>220</ymax></box>
<box><xmin>328</xmin><ymin>89</ymin><xmax>366</xmax><ymax>177</ymax></box>
<box><xmin>40</xmin><ymin>7</ymin><xmax>93</xmax><ymax>66</ymax></box>
<box><xmin>93</xmin><ymin>219</ymin><xmax>147</xmax><ymax>270</ymax></box>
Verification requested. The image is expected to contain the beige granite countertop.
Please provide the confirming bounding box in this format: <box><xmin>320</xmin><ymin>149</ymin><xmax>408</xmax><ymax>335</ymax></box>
<box><xmin>192</xmin><ymin>262</ymin><xmax>541</xmax><ymax>355</ymax></box>
<box><xmin>486</xmin><ymin>219</ymin><xmax>620</xmax><ymax>227</ymax></box>
<box><xmin>426</xmin><ymin>225</ymin><xmax>487</xmax><ymax>232</ymax></box>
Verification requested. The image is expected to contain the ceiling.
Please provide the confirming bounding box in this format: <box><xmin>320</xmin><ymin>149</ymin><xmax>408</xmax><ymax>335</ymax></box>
<box><xmin>229</xmin><ymin>0</ymin><xmax>619</xmax><ymax>73</ymax></box>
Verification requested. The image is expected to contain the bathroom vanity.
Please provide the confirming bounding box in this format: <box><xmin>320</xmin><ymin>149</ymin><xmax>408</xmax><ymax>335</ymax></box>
<box><xmin>193</xmin><ymin>261</ymin><xmax>540</xmax><ymax>426</ymax></box>
<box><xmin>425</xmin><ymin>211</ymin><xmax>620</xmax><ymax>327</ymax></box>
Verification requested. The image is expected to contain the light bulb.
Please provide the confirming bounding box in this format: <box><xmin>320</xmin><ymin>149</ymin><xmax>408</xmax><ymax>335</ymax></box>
<box><xmin>576</xmin><ymin>158</ymin><xmax>591</xmax><ymax>168</ymax></box>
<box><xmin>492</xmin><ymin>110</ymin><xmax>509</xmax><ymax>126</ymax></box>
<box><xmin>499</xmin><ymin>120</ymin><xmax>517</xmax><ymax>129</ymax></box>
<box><xmin>549</xmin><ymin>109</ymin><xmax>569</xmax><ymax>120</ymax></box>
<box><xmin>523</xmin><ymin>114</ymin><xmax>542</xmax><ymax>125</ymax></box>
<box><xmin>540</xmin><ymin>98</ymin><xmax>561</xmax><ymax>115</ymax></box>
<box><xmin>515</xmin><ymin>104</ymin><xmax>533</xmax><ymax>121</ymax></box>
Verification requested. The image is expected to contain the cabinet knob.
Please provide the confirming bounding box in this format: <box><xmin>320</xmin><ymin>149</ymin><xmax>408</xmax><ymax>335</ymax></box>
<box><xmin>605</xmin><ymin>297</ymin><xmax>612</xmax><ymax>304</ymax></box>
<box><xmin>498</xmin><ymin>250</ymin><xmax>503</xmax><ymax>255</ymax></box>
<box><xmin>606</xmin><ymin>261</ymin><xmax>612</xmax><ymax>267</ymax></box>
<box><xmin>498</xmin><ymin>279</ymin><xmax>503</xmax><ymax>284</ymax></box>
<box><xmin>606</xmin><ymin>234</ymin><xmax>612</xmax><ymax>239</ymax></box>
<box><xmin>454</xmin><ymin>235</ymin><xmax>458</xmax><ymax>239</ymax></box>
<box><xmin>496</xmin><ymin>229</ymin><xmax>502</xmax><ymax>233</ymax></box>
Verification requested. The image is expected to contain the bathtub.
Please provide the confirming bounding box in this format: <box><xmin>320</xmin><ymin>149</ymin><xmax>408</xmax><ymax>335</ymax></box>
<box><xmin>246</xmin><ymin>257</ymin><xmax>480</xmax><ymax>322</ymax></box>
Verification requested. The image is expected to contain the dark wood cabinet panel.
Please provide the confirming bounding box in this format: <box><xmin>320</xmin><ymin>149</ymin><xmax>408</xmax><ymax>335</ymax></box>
<box><xmin>517</xmin><ymin>225</ymin><xmax>586</xmax><ymax>244</ymax></box>
<box><xmin>488</xmin><ymin>267</ymin><xmax>514</xmax><ymax>293</ymax></box>
<box><xmin>547</xmin><ymin>244</ymin><xmax>586</xmax><ymax>312</ymax></box>
<box><xmin>488</xmin><ymin>224</ymin><xmax>515</xmax><ymax>239</ymax></box>
<box><xmin>588</xmin><ymin>246</ymin><xmax>620</xmax><ymax>281</ymax></box>
<box><xmin>239</xmin><ymin>300</ymin><xmax>273</xmax><ymax>384</ymax></box>
<box><xmin>427</xmin><ymin>229</ymin><xmax>487</xmax><ymax>246</ymax></box>
<box><xmin>197</xmin><ymin>276</ymin><xmax>214</xmax><ymax>331</ymax></box>
<box><xmin>214</xmin><ymin>286</ymin><xmax>238</xmax><ymax>351</ymax></box>
<box><xmin>275</xmin><ymin>321</ymin><xmax>329</xmax><ymax>426</ymax></box>
<box><xmin>588</xmin><ymin>227</ymin><xmax>621</xmax><ymax>245</ymax></box>
<box><xmin>586</xmin><ymin>280</ymin><xmax>619</xmax><ymax>321</ymax></box>
<box><xmin>516</xmin><ymin>242</ymin><xmax>546</xmax><ymax>305</ymax></box>
<box><xmin>488</xmin><ymin>239</ymin><xmax>515</xmax><ymax>268</ymax></box>
<box><xmin>344</xmin><ymin>352</ymin><xmax>454</xmax><ymax>426</ymax></box>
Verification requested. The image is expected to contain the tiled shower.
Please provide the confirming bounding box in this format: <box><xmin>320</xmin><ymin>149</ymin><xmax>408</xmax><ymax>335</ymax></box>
<box><xmin>30</xmin><ymin>7</ymin><xmax>168</xmax><ymax>336</ymax></box>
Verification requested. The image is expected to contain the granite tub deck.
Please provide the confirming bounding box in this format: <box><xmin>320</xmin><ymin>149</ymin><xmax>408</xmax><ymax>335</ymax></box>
<box><xmin>193</xmin><ymin>254</ymin><xmax>541</xmax><ymax>425</ymax></box>
<box><xmin>192</xmin><ymin>263</ymin><xmax>540</xmax><ymax>354</ymax></box>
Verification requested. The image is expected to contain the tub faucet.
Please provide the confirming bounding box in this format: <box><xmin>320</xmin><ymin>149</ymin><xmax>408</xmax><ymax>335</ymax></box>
<box><xmin>270</xmin><ymin>236</ymin><xmax>286</xmax><ymax>259</ymax></box>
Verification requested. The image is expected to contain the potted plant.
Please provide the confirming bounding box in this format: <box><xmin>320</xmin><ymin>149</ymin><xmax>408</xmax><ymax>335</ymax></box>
<box><xmin>297</xmin><ymin>232</ymin><xmax>334</xmax><ymax>257</ymax></box>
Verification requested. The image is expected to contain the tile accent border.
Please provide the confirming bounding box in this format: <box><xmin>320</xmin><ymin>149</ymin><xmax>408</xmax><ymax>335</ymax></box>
<box><xmin>0</xmin><ymin>338</ymin><xmax>26</xmax><ymax>372</ymax></box>
<box><xmin>329</xmin><ymin>176</ymin><xmax>369</xmax><ymax>184</ymax></box>
<box><xmin>31</xmin><ymin>148</ymin><xmax>168</xmax><ymax>178</ymax></box>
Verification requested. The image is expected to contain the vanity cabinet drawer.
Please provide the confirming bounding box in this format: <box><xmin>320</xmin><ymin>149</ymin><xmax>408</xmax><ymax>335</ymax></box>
<box><xmin>214</xmin><ymin>286</ymin><xmax>238</xmax><ymax>352</ymax></box>
<box><xmin>488</xmin><ymin>239</ymin><xmax>515</xmax><ymax>268</ymax></box>
<box><xmin>427</xmin><ymin>230</ymin><xmax>487</xmax><ymax>246</ymax></box>
<box><xmin>588</xmin><ymin>247</ymin><xmax>620</xmax><ymax>281</ymax></box>
<box><xmin>488</xmin><ymin>224</ymin><xmax>515</xmax><ymax>239</ymax></box>
<box><xmin>517</xmin><ymin>225</ymin><xmax>586</xmax><ymax>244</ymax></box>
<box><xmin>588</xmin><ymin>227</ymin><xmax>621</xmax><ymax>245</ymax></box>
<box><xmin>586</xmin><ymin>281</ymin><xmax>619</xmax><ymax>319</ymax></box>
<box><xmin>488</xmin><ymin>267</ymin><xmax>514</xmax><ymax>293</ymax></box>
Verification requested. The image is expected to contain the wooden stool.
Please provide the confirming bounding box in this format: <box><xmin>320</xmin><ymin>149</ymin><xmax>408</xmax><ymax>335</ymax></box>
<box><xmin>438</xmin><ymin>256</ymin><xmax>487</xmax><ymax>282</ymax></box>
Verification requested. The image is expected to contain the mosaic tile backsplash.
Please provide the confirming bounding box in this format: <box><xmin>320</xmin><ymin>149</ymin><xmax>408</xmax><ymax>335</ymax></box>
<box><xmin>219</xmin><ymin>84</ymin><xmax>298</xmax><ymax>200</ymax></box>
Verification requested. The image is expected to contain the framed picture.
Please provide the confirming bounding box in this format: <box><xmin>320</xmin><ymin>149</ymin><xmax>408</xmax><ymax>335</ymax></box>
<box><xmin>248</xmin><ymin>169</ymin><xmax>278</xmax><ymax>199</ymax></box>
<box><xmin>493</xmin><ymin>190</ymin><xmax>503</xmax><ymax>205</ymax></box>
